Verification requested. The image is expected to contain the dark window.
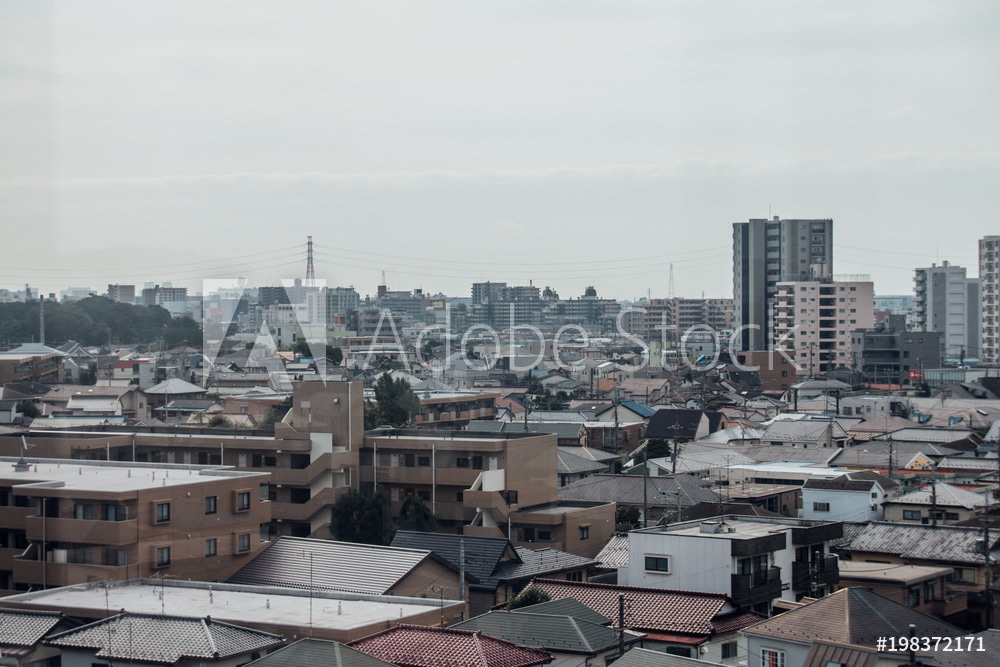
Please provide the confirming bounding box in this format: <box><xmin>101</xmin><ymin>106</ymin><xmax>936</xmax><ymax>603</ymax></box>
<box><xmin>472</xmin><ymin>455</ymin><xmax>483</xmax><ymax>469</ymax></box>
<box><xmin>908</xmin><ymin>586</ymin><xmax>920</xmax><ymax>607</ymax></box>
<box><xmin>74</xmin><ymin>504</ymin><xmax>94</xmax><ymax>520</ymax></box>
<box><xmin>156</xmin><ymin>546</ymin><xmax>171</xmax><ymax>566</ymax></box>
<box><xmin>645</xmin><ymin>556</ymin><xmax>670</xmax><ymax>572</ymax></box>
<box><xmin>579</xmin><ymin>526</ymin><xmax>589</xmax><ymax>540</ymax></box>
<box><xmin>404</xmin><ymin>453</ymin><xmax>415</xmax><ymax>467</ymax></box>
<box><xmin>237</xmin><ymin>492</ymin><xmax>251</xmax><ymax>511</ymax></box>
<box><xmin>205</xmin><ymin>496</ymin><xmax>218</xmax><ymax>515</ymax></box>
<box><xmin>666</xmin><ymin>647</ymin><xmax>692</xmax><ymax>658</ymax></box>
<box><xmin>812</xmin><ymin>502</ymin><xmax>830</xmax><ymax>512</ymax></box>
<box><xmin>418</xmin><ymin>456</ymin><xmax>431</xmax><ymax>467</ymax></box>
<box><xmin>456</xmin><ymin>458</ymin><xmax>470</xmax><ymax>468</ymax></box>
<box><xmin>538</xmin><ymin>531</ymin><xmax>551</xmax><ymax>541</ymax></box>
<box><xmin>418</xmin><ymin>489</ymin><xmax>431</xmax><ymax>501</ymax></box>
<box><xmin>155</xmin><ymin>503</ymin><xmax>170</xmax><ymax>523</ymax></box>
<box><xmin>722</xmin><ymin>642</ymin><xmax>738</xmax><ymax>659</ymax></box>
<box><xmin>205</xmin><ymin>538</ymin><xmax>217</xmax><ymax>557</ymax></box>
<box><xmin>566</xmin><ymin>571</ymin><xmax>583</xmax><ymax>582</ymax></box>
<box><xmin>237</xmin><ymin>533</ymin><xmax>251</xmax><ymax>553</ymax></box>
<box><xmin>903</xmin><ymin>510</ymin><xmax>921</xmax><ymax>521</ymax></box>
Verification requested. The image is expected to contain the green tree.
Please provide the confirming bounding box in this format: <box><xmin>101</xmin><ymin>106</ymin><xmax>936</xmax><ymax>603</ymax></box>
<box><xmin>207</xmin><ymin>414</ymin><xmax>232</xmax><ymax>428</ymax></box>
<box><xmin>396</xmin><ymin>495</ymin><xmax>437</xmax><ymax>533</ymax></box>
<box><xmin>16</xmin><ymin>400</ymin><xmax>40</xmax><ymax>419</ymax></box>
<box><xmin>257</xmin><ymin>396</ymin><xmax>293</xmax><ymax>429</ymax></box>
<box><xmin>508</xmin><ymin>586</ymin><xmax>552</xmax><ymax>610</ymax></box>
<box><xmin>329</xmin><ymin>488</ymin><xmax>391</xmax><ymax>544</ymax></box>
<box><xmin>615</xmin><ymin>505</ymin><xmax>641</xmax><ymax>531</ymax></box>
<box><xmin>293</xmin><ymin>339</ymin><xmax>311</xmax><ymax>356</ymax></box>
<box><xmin>372</xmin><ymin>375</ymin><xmax>421</xmax><ymax>427</ymax></box>
<box><xmin>642</xmin><ymin>438</ymin><xmax>672</xmax><ymax>461</ymax></box>
<box><xmin>162</xmin><ymin>317</ymin><xmax>202</xmax><ymax>349</ymax></box>
<box><xmin>364</xmin><ymin>400</ymin><xmax>383</xmax><ymax>430</ymax></box>
<box><xmin>325</xmin><ymin>345</ymin><xmax>344</xmax><ymax>366</ymax></box>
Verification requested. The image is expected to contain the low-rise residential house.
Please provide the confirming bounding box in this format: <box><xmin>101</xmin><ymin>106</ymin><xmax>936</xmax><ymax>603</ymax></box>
<box><xmin>526</xmin><ymin>578</ymin><xmax>764</xmax><ymax>664</ymax></box>
<box><xmin>741</xmin><ymin>587</ymin><xmax>965</xmax><ymax>667</ymax></box>
<box><xmin>759</xmin><ymin>419</ymin><xmax>849</xmax><ymax>449</ymax></box>
<box><xmin>558</xmin><ymin>473</ymin><xmax>720</xmax><ymax>526</ymax></box>
<box><xmin>453</xmin><ymin>607</ymin><xmax>643</xmax><ymax>667</ymax></box>
<box><xmin>348</xmin><ymin>624</ymin><xmax>554</xmax><ymax>667</ymax></box>
<box><xmin>833</xmin><ymin>521</ymin><xmax>1000</xmax><ymax>629</ymax></box>
<box><xmin>835</xmin><ymin>561</ymin><xmax>968</xmax><ymax>626</ymax></box>
<box><xmin>228</xmin><ymin>535</ymin><xmax>466</xmax><ymax>601</ymax></box>
<box><xmin>38</xmin><ymin>384</ymin><xmax>151</xmax><ymax>420</ymax></box>
<box><xmin>801</xmin><ymin>471</ymin><xmax>900</xmax><ymax>522</ymax></box>
<box><xmin>711</xmin><ymin>462</ymin><xmax>850</xmax><ymax>488</ymax></box>
<box><xmin>45</xmin><ymin>612</ymin><xmax>284</xmax><ymax>667</ymax></box>
<box><xmin>557</xmin><ymin>448</ymin><xmax>608</xmax><ymax>487</ymax></box>
<box><xmin>883</xmin><ymin>481</ymin><xmax>992</xmax><ymax>525</ymax></box>
<box><xmin>625</xmin><ymin>516</ymin><xmax>843</xmax><ymax>614</ymax></box>
<box><xmin>246</xmin><ymin>639</ymin><xmax>395</xmax><ymax>666</ymax></box>
<box><xmin>723</xmin><ymin>483</ymin><xmax>801</xmax><ymax>517</ymax></box>
<box><xmin>111</xmin><ymin>358</ymin><xmax>155</xmax><ymax>389</ymax></box>
<box><xmin>0</xmin><ymin>607</ymin><xmax>71</xmax><ymax>665</ymax></box>
<box><xmin>390</xmin><ymin>531</ymin><xmax>597</xmax><ymax>617</ymax></box>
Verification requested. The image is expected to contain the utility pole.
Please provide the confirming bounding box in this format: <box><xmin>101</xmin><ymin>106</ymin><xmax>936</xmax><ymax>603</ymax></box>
<box><xmin>617</xmin><ymin>592</ymin><xmax>625</xmax><ymax>657</ymax></box>
<box><xmin>982</xmin><ymin>517</ymin><xmax>994</xmax><ymax>629</ymax></box>
<box><xmin>930</xmin><ymin>463</ymin><xmax>938</xmax><ymax>527</ymax></box>
<box><xmin>642</xmin><ymin>454</ymin><xmax>648</xmax><ymax>529</ymax></box>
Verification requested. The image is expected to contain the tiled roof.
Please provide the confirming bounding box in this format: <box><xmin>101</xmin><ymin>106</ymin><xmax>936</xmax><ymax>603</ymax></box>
<box><xmin>558</xmin><ymin>474</ymin><xmax>719</xmax><ymax>509</ymax></box>
<box><xmin>453</xmin><ymin>610</ymin><xmax>636</xmax><ymax>655</ymax></box>
<box><xmin>348</xmin><ymin>624</ymin><xmax>552</xmax><ymax>667</ymax></box>
<box><xmin>0</xmin><ymin>608</ymin><xmax>63</xmax><ymax>648</ymax></box>
<box><xmin>558</xmin><ymin>445</ymin><xmax>620</xmax><ymax>464</ymax></box>
<box><xmin>761</xmin><ymin>420</ymin><xmax>842</xmax><ymax>443</ymax></box>
<box><xmin>833</xmin><ymin>521</ymin><xmax>1000</xmax><ymax>565</ymax></box>
<box><xmin>526</xmin><ymin>579</ymin><xmax>758</xmax><ymax>638</ymax></box>
<box><xmin>595</xmin><ymin>534</ymin><xmax>629</xmax><ymax>568</ymax></box>
<box><xmin>511</xmin><ymin>597</ymin><xmax>611</xmax><ymax>626</ymax></box>
<box><xmin>390</xmin><ymin>531</ymin><xmax>517</xmax><ymax>591</ymax></box>
<box><xmin>246</xmin><ymin>638</ymin><xmax>396</xmax><ymax>666</ymax></box>
<box><xmin>618</xmin><ymin>400</ymin><xmax>656</xmax><ymax>418</ymax></box>
<box><xmin>228</xmin><ymin>536</ymin><xmax>449</xmax><ymax>595</ymax></box>
<box><xmin>46</xmin><ymin>612</ymin><xmax>283</xmax><ymax>664</ymax></box>
<box><xmin>875</xmin><ymin>427</ymin><xmax>976</xmax><ymax>444</ymax></box>
<box><xmin>145</xmin><ymin>378</ymin><xmax>207</xmax><ymax>395</ymax></box>
<box><xmin>557</xmin><ymin>448</ymin><xmax>607</xmax><ymax>475</ymax></box>
<box><xmin>885</xmin><ymin>482</ymin><xmax>989</xmax><ymax>510</ymax></box>
<box><xmin>742</xmin><ymin>587</ymin><xmax>964</xmax><ymax>647</ymax></box>
<box><xmin>645</xmin><ymin>409</ymin><xmax>705</xmax><ymax>439</ymax></box>
<box><xmin>495</xmin><ymin>548</ymin><xmax>597</xmax><ymax>582</ymax></box>
<box><xmin>802</xmin><ymin>471</ymin><xmax>899</xmax><ymax>491</ymax></box>
<box><xmin>611</xmin><ymin>647</ymin><xmax>726</xmax><ymax>667</ymax></box>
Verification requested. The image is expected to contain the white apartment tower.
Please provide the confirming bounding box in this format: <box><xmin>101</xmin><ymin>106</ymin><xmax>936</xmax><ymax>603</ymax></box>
<box><xmin>913</xmin><ymin>261</ymin><xmax>981</xmax><ymax>360</ymax></box>
<box><xmin>773</xmin><ymin>278</ymin><xmax>874</xmax><ymax>375</ymax></box>
<box><xmin>980</xmin><ymin>236</ymin><xmax>1000</xmax><ymax>363</ymax></box>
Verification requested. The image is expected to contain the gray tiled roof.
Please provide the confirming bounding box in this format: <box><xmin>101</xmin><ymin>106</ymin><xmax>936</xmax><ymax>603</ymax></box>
<box><xmin>453</xmin><ymin>610</ymin><xmax>636</xmax><ymax>654</ymax></box>
<box><xmin>885</xmin><ymin>482</ymin><xmax>989</xmax><ymax>510</ymax></box>
<box><xmin>246</xmin><ymin>638</ymin><xmax>396</xmax><ymax>666</ymax></box>
<box><xmin>227</xmin><ymin>536</ymin><xmax>447</xmax><ymax>595</ymax></box>
<box><xmin>46</xmin><ymin>612</ymin><xmax>283</xmax><ymax>663</ymax></box>
<box><xmin>558</xmin><ymin>448</ymin><xmax>608</xmax><ymax>475</ymax></box>
<box><xmin>612</xmin><ymin>648</ymin><xmax>726</xmax><ymax>667</ymax></box>
<box><xmin>742</xmin><ymin>587</ymin><xmax>964</xmax><ymax>647</ymax></box>
<box><xmin>0</xmin><ymin>608</ymin><xmax>63</xmax><ymax>648</ymax></box>
<box><xmin>557</xmin><ymin>473</ymin><xmax>720</xmax><ymax>509</ymax></box>
<box><xmin>390</xmin><ymin>531</ymin><xmax>516</xmax><ymax>591</ymax></box>
<box><xmin>802</xmin><ymin>470</ymin><xmax>899</xmax><ymax>491</ymax></box>
<box><xmin>834</xmin><ymin>521</ymin><xmax>1000</xmax><ymax>565</ymax></box>
<box><xmin>512</xmin><ymin>597</ymin><xmax>611</xmax><ymax>626</ymax></box>
<box><xmin>495</xmin><ymin>547</ymin><xmax>598</xmax><ymax>582</ymax></box>
<box><xmin>595</xmin><ymin>534</ymin><xmax>629</xmax><ymax>569</ymax></box>
<box><xmin>761</xmin><ymin>420</ymin><xmax>843</xmax><ymax>443</ymax></box>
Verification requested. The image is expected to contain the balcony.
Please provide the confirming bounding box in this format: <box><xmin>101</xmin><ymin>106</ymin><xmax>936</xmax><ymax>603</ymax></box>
<box><xmin>929</xmin><ymin>591</ymin><xmax>967</xmax><ymax>618</ymax></box>
<box><xmin>731</xmin><ymin>567</ymin><xmax>782</xmax><ymax>607</ymax></box>
<box><xmin>13</xmin><ymin>558</ymin><xmax>130</xmax><ymax>588</ymax></box>
<box><xmin>791</xmin><ymin>556</ymin><xmax>840</xmax><ymax>591</ymax></box>
<box><xmin>24</xmin><ymin>516</ymin><xmax>138</xmax><ymax>546</ymax></box>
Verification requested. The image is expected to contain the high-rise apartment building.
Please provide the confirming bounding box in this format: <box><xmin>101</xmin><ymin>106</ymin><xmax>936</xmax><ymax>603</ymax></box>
<box><xmin>733</xmin><ymin>217</ymin><xmax>833</xmax><ymax>351</ymax></box>
<box><xmin>980</xmin><ymin>236</ymin><xmax>1000</xmax><ymax>363</ymax></box>
<box><xmin>913</xmin><ymin>262</ymin><xmax>981</xmax><ymax>360</ymax></box>
<box><xmin>773</xmin><ymin>278</ymin><xmax>874</xmax><ymax>375</ymax></box>
<box><xmin>106</xmin><ymin>284</ymin><xmax>136</xmax><ymax>304</ymax></box>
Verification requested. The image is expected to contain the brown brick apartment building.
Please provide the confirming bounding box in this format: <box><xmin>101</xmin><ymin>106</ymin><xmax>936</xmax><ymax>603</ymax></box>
<box><xmin>0</xmin><ymin>457</ymin><xmax>269</xmax><ymax>593</ymax></box>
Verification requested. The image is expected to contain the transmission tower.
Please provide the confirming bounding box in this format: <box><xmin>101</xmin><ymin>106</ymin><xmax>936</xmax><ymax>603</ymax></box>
<box><xmin>305</xmin><ymin>236</ymin><xmax>315</xmax><ymax>285</ymax></box>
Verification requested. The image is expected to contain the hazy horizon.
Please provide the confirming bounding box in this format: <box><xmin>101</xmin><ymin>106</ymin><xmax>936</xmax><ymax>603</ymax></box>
<box><xmin>2</xmin><ymin>1</ymin><xmax>997</xmax><ymax>301</ymax></box>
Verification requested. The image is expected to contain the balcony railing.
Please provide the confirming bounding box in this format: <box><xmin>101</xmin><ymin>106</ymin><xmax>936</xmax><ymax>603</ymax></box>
<box><xmin>792</xmin><ymin>556</ymin><xmax>839</xmax><ymax>590</ymax></box>
<box><xmin>731</xmin><ymin>567</ymin><xmax>782</xmax><ymax>607</ymax></box>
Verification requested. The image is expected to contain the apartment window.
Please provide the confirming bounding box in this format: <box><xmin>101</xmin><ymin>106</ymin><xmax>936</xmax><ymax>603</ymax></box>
<box><xmin>418</xmin><ymin>489</ymin><xmax>431</xmax><ymax>501</ymax></box>
<box><xmin>812</xmin><ymin>502</ymin><xmax>830</xmax><ymax>512</ymax></box>
<box><xmin>103</xmin><ymin>549</ymin><xmax>126</xmax><ymax>567</ymax></box>
<box><xmin>579</xmin><ymin>526</ymin><xmax>590</xmax><ymax>540</ymax></box>
<box><xmin>417</xmin><ymin>456</ymin><xmax>431</xmax><ymax>467</ymax></box>
<box><xmin>523</xmin><ymin>527</ymin><xmax>535</xmax><ymax>541</ymax></box>
<box><xmin>404</xmin><ymin>453</ymin><xmax>415</xmax><ymax>467</ymax></box>
<box><xmin>236</xmin><ymin>491</ymin><xmax>251</xmax><ymax>512</ymax></box>
<box><xmin>105</xmin><ymin>504</ymin><xmax>127</xmax><ymax>521</ymax></box>
<box><xmin>74</xmin><ymin>504</ymin><xmax>94</xmax><ymax>520</ymax></box>
<box><xmin>903</xmin><ymin>510</ymin><xmax>921</xmax><ymax>521</ymax></box>
<box><xmin>644</xmin><ymin>555</ymin><xmax>671</xmax><ymax>573</ymax></box>
<box><xmin>472</xmin><ymin>455</ymin><xmax>484</xmax><ymax>469</ymax></box>
<box><xmin>205</xmin><ymin>496</ymin><xmax>218</xmax><ymax>515</ymax></box>
<box><xmin>237</xmin><ymin>533</ymin><xmax>251</xmax><ymax>553</ymax></box>
<box><xmin>721</xmin><ymin>641</ymin><xmax>738</xmax><ymax>659</ymax></box>
<box><xmin>908</xmin><ymin>587</ymin><xmax>920</xmax><ymax>607</ymax></box>
<box><xmin>456</xmin><ymin>458</ymin><xmax>470</xmax><ymax>468</ymax></box>
<box><xmin>205</xmin><ymin>538</ymin><xmax>217</xmax><ymax>557</ymax></box>
<box><xmin>538</xmin><ymin>531</ymin><xmax>552</xmax><ymax>541</ymax></box>
<box><xmin>567</xmin><ymin>571</ymin><xmax>583</xmax><ymax>582</ymax></box>
<box><xmin>954</xmin><ymin>568</ymin><xmax>974</xmax><ymax>583</ymax></box>
<box><xmin>945</xmin><ymin>512</ymin><xmax>959</xmax><ymax>521</ymax></box>
<box><xmin>155</xmin><ymin>546</ymin><xmax>171</xmax><ymax>567</ymax></box>
<box><xmin>762</xmin><ymin>648</ymin><xmax>786</xmax><ymax>667</ymax></box>
<box><xmin>155</xmin><ymin>502</ymin><xmax>170</xmax><ymax>524</ymax></box>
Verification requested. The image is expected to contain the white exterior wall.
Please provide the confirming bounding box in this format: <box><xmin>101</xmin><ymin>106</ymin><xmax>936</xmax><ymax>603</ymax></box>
<box><xmin>625</xmin><ymin>530</ymin><xmax>732</xmax><ymax>594</ymax></box>
<box><xmin>801</xmin><ymin>487</ymin><xmax>885</xmax><ymax>522</ymax></box>
<box><xmin>745</xmin><ymin>635</ymin><xmax>811</xmax><ymax>667</ymax></box>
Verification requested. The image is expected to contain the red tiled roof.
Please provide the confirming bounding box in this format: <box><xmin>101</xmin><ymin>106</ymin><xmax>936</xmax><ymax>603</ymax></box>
<box><xmin>496</xmin><ymin>397</ymin><xmax>526</xmax><ymax>414</ymax></box>
<box><xmin>711</xmin><ymin>609</ymin><xmax>767</xmax><ymax>634</ymax></box>
<box><xmin>348</xmin><ymin>624</ymin><xmax>552</xmax><ymax>667</ymax></box>
<box><xmin>528</xmin><ymin>578</ymin><xmax>752</xmax><ymax>638</ymax></box>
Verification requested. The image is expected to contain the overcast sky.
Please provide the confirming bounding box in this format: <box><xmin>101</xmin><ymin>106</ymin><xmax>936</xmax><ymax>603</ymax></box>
<box><xmin>1</xmin><ymin>1</ymin><xmax>997</xmax><ymax>301</ymax></box>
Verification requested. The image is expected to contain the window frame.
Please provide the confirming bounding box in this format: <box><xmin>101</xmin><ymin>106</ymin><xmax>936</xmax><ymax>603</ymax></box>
<box><xmin>205</xmin><ymin>538</ymin><xmax>217</xmax><ymax>557</ymax></box>
<box><xmin>154</xmin><ymin>501</ymin><xmax>171</xmax><ymax>524</ymax></box>
<box><xmin>205</xmin><ymin>496</ymin><xmax>218</xmax><ymax>515</ymax></box>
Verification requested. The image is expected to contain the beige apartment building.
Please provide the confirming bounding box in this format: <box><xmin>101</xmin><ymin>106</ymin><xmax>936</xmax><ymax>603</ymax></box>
<box><xmin>0</xmin><ymin>457</ymin><xmax>269</xmax><ymax>593</ymax></box>
<box><xmin>773</xmin><ymin>279</ymin><xmax>874</xmax><ymax>375</ymax></box>
<box><xmin>361</xmin><ymin>429</ymin><xmax>615</xmax><ymax>558</ymax></box>
<box><xmin>1</xmin><ymin>379</ymin><xmax>363</xmax><ymax>540</ymax></box>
